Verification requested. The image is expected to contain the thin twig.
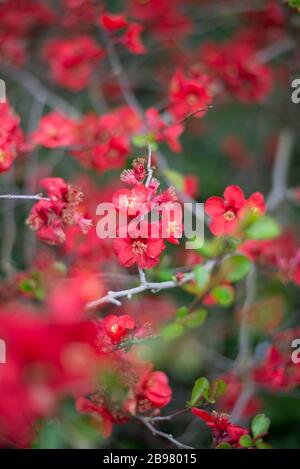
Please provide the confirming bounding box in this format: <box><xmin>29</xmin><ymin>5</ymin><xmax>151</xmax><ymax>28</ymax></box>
<box><xmin>266</xmin><ymin>129</ymin><xmax>294</xmax><ymax>211</ymax></box>
<box><xmin>137</xmin><ymin>416</ymin><xmax>194</xmax><ymax>449</ymax></box>
<box><xmin>86</xmin><ymin>261</ymin><xmax>215</xmax><ymax>309</ymax></box>
<box><xmin>0</xmin><ymin>194</ymin><xmax>49</xmax><ymax>201</ymax></box>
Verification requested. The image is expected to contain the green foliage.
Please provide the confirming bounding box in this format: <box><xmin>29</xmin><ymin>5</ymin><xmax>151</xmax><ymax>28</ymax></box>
<box><xmin>239</xmin><ymin>434</ymin><xmax>253</xmax><ymax>448</ymax></box>
<box><xmin>245</xmin><ymin>216</ymin><xmax>280</xmax><ymax>240</ymax></box>
<box><xmin>187</xmin><ymin>376</ymin><xmax>227</xmax><ymax>407</ymax></box>
<box><xmin>188</xmin><ymin>377</ymin><xmax>209</xmax><ymax>406</ymax></box>
<box><xmin>161</xmin><ymin>323</ymin><xmax>184</xmax><ymax>341</ymax></box>
<box><xmin>211</xmin><ymin>285</ymin><xmax>235</xmax><ymax>306</ymax></box>
<box><xmin>251</xmin><ymin>414</ymin><xmax>271</xmax><ymax>439</ymax></box>
<box><xmin>194</xmin><ymin>265</ymin><xmax>211</xmax><ymax>290</ymax></box>
<box><xmin>220</xmin><ymin>254</ymin><xmax>252</xmax><ymax>282</ymax></box>
<box><xmin>289</xmin><ymin>0</ymin><xmax>300</xmax><ymax>12</ymax></box>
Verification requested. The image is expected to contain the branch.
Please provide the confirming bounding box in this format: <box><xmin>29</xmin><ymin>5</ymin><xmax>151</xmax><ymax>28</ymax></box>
<box><xmin>1</xmin><ymin>65</ymin><xmax>82</xmax><ymax>119</ymax></box>
<box><xmin>266</xmin><ymin>129</ymin><xmax>294</xmax><ymax>211</ymax></box>
<box><xmin>86</xmin><ymin>272</ymin><xmax>194</xmax><ymax>309</ymax></box>
<box><xmin>0</xmin><ymin>194</ymin><xmax>49</xmax><ymax>201</ymax></box>
<box><xmin>137</xmin><ymin>416</ymin><xmax>194</xmax><ymax>450</ymax></box>
<box><xmin>86</xmin><ymin>261</ymin><xmax>215</xmax><ymax>309</ymax></box>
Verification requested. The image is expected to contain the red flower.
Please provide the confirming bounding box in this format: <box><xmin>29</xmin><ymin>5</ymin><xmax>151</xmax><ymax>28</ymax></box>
<box><xmin>253</xmin><ymin>346</ymin><xmax>292</xmax><ymax>390</ymax></box>
<box><xmin>201</xmin><ymin>38</ymin><xmax>273</xmax><ymax>102</ymax></box>
<box><xmin>137</xmin><ymin>371</ymin><xmax>172</xmax><ymax>408</ymax></box>
<box><xmin>31</xmin><ymin>112</ymin><xmax>77</xmax><ymax>148</ymax></box>
<box><xmin>121</xmin><ymin>24</ymin><xmax>146</xmax><ymax>55</ymax></box>
<box><xmin>103</xmin><ymin>314</ymin><xmax>136</xmax><ymax>345</ymax></box>
<box><xmin>205</xmin><ymin>185</ymin><xmax>246</xmax><ymax>236</ymax></box>
<box><xmin>112</xmin><ymin>184</ymin><xmax>149</xmax><ymax>216</ymax></box>
<box><xmin>192</xmin><ymin>408</ymin><xmax>248</xmax><ymax>447</ymax></box>
<box><xmin>120</xmin><ymin>158</ymin><xmax>147</xmax><ymax>186</ymax></box>
<box><xmin>26</xmin><ymin>178</ymin><xmax>92</xmax><ymax>245</ymax></box>
<box><xmin>113</xmin><ymin>222</ymin><xmax>165</xmax><ymax>269</ymax></box>
<box><xmin>99</xmin><ymin>12</ymin><xmax>128</xmax><ymax>31</ymax></box>
<box><xmin>43</xmin><ymin>35</ymin><xmax>104</xmax><ymax>91</ymax></box>
<box><xmin>169</xmin><ymin>69</ymin><xmax>212</xmax><ymax>121</ymax></box>
<box><xmin>76</xmin><ymin>398</ymin><xmax>114</xmax><ymax>437</ymax></box>
<box><xmin>145</xmin><ymin>108</ymin><xmax>183</xmax><ymax>153</ymax></box>
<box><xmin>0</xmin><ymin>102</ymin><xmax>25</xmax><ymax>173</ymax></box>
<box><xmin>92</xmin><ymin>136</ymin><xmax>130</xmax><ymax>171</ymax></box>
<box><xmin>205</xmin><ymin>185</ymin><xmax>266</xmax><ymax>236</ymax></box>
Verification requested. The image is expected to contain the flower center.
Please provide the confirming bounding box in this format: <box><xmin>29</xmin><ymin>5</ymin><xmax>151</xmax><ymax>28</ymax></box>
<box><xmin>223</xmin><ymin>210</ymin><xmax>236</xmax><ymax>221</ymax></box>
<box><xmin>132</xmin><ymin>240</ymin><xmax>147</xmax><ymax>254</ymax></box>
<box><xmin>187</xmin><ymin>94</ymin><xmax>197</xmax><ymax>105</ymax></box>
<box><xmin>110</xmin><ymin>324</ymin><xmax>119</xmax><ymax>334</ymax></box>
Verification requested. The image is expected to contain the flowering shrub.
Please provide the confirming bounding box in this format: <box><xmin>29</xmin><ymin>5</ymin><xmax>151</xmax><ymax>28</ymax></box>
<box><xmin>0</xmin><ymin>0</ymin><xmax>300</xmax><ymax>450</ymax></box>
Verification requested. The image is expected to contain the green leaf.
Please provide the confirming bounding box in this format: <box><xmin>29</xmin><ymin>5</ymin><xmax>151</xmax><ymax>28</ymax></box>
<box><xmin>189</xmin><ymin>377</ymin><xmax>209</xmax><ymax>406</ymax></box>
<box><xmin>132</xmin><ymin>134</ymin><xmax>148</xmax><ymax>148</ymax></box>
<box><xmin>176</xmin><ymin>306</ymin><xmax>188</xmax><ymax>320</ymax></box>
<box><xmin>255</xmin><ymin>439</ymin><xmax>272</xmax><ymax>449</ymax></box>
<box><xmin>209</xmin><ymin>379</ymin><xmax>227</xmax><ymax>401</ymax></box>
<box><xmin>245</xmin><ymin>216</ymin><xmax>280</xmax><ymax>241</ymax></box>
<box><xmin>239</xmin><ymin>434</ymin><xmax>253</xmax><ymax>448</ymax></box>
<box><xmin>184</xmin><ymin>309</ymin><xmax>207</xmax><ymax>328</ymax></box>
<box><xmin>198</xmin><ymin>238</ymin><xmax>224</xmax><ymax>258</ymax></box>
<box><xmin>251</xmin><ymin>414</ymin><xmax>270</xmax><ymax>439</ymax></box>
<box><xmin>194</xmin><ymin>265</ymin><xmax>211</xmax><ymax>290</ymax></box>
<box><xmin>289</xmin><ymin>0</ymin><xmax>300</xmax><ymax>12</ymax></box>
<box><xmin>221</xmin><ymin>255</ymin><xmax>251</xmax><ymax>283</ymax></box>
<box><xmin>161</xmin><ymin>323</ymin><xmax>184</xmax><ymax>341</ymax></box>
<box><xmin>211</xmin><ymin>285</ymin><xmax>234</xmax><ymax>306</ymax></box>
<box><xmin>216</xmin><ymin>442</ymin><xmax>232</xmax><ymax>449</ymax></box>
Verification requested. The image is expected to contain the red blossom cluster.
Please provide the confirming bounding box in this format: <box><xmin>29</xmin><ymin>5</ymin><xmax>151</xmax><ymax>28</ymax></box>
<box><xmin>0</xmin><ymin>102</ymin><xmax>26</xmax><ymax>173</ymax></box>
<box><xmin>0</xmin><ymin>307</ymin><xmax>171</xmax><ymax>446</ymax></box>
<box><xmin>239</xmin><ymin>232</ymin><xmax>300</xmax><ymax>287</ymax></box>
<box><xmin>205</xmin><ymin>185</ymin><xmax>266</xmax><ymax>236</ymax></box>
<box><xmin>0</xmin><ymin>0</ymin><xmax>299</xmax><ymax>451</ymax></box>
<box><xmin>43</xmin><ymin>35</ymin><xmax>104</xmax><ymax>92</ymax></box>
<box><xmin>111</xmin><ymin>158</ymin><xmax>182</xmax><ymax>269</ymax></box>
<box><xmin>26</xmin><ymin>178</ymin><xmax>92</xmax><ymax>245</ymax></box>
<box><xmin>192</xmin><ymin>408</ymin><xmax>248</xmax><ymax>449</ymax></box>
<box><xmin>99</xmin><ymin>12</ymin><xmax>146</xmax><ymax>55</ymax></box>
<box><xmin>201</xmin><ymin>35</ymin><xmax>273</xmax><ymax>102</ymax></box>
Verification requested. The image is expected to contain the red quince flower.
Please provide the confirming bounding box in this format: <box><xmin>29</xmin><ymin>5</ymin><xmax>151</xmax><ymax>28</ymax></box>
<box><xmin>76</xmin><ymin>398</ymin><xmax>114</xmax><ymax>437</ymax></box>
<box><xmin>121</xmin><ymin>23</ymin><xmax>146</xmax><ymax>55</ymax></box>
<box><xmin>43</xmin><ymin>35</ymin><xmax>104</xmax><ymax>91</ymax></box>
<box><xmin>103</xmin><ymin>314</ymin><xmax>136</xmax><ymax>345</ymax></box>
<box><xmin>26</xmin><ymin>178</ymin><xmax>92</xmax><ymax>245</ymax></box>
<box><xmin>137</xmin><ymin>371</ymin><xmax>172</xmax><ymax>408</ymax></box>
<box><xmin>113</xmin><ymin>222</ymin><xmax>165</xmax><ymax>269</ymax></box>
<box><xmin>205</xmin><ymin>185</ymin><xmax>246</xmax><ymax>236</ymax></box>
<box><xmin>0</xmin><ymin>102</ymin><xmax>25</xmax><ymax>173</ymax></box>
<box><xmin>205</xmin><ymin>185</ymin><xmax>266</xmax><ymax>236</ymax></box>
<box><xmin>192</xmin><ymin>408</ymin><xmax>248</xmax><ymax>447</ymax></box>
<box><xmin>112</xmin><ymin>184</ymin><xmax>149</xmax><ymax>216</ymax></box>
<box><xmin>169</xmin><ymin>69</ymin><xmax>212</xmax><ymax>121</ymax></box>
<box><xmin>120</xmin><ymin>158</ymin><xmax>147</xmax><ymax>186</ymax></box>
<box><xmin>145</xmin><ymin>108</ymin><xmax>183</xmax><ymax>153</ymax></box>
<box><xmin>31</xmin><ymin>112</ymin><xmax>77</xmax><ymax>148</ymax></box>
<box><xmin>99</xmin><ymin>12</ymin><xmax>128</xmax><ymax>31</ymax></box>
